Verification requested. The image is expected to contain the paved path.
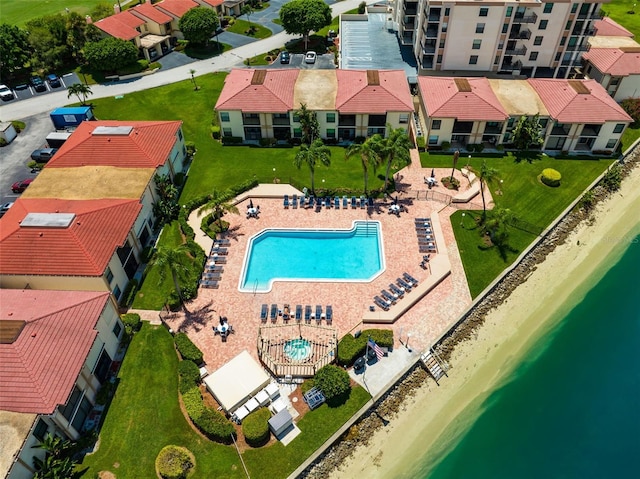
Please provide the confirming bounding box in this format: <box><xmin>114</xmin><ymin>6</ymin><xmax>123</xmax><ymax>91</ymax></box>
<box><xmin>0</xmin><ymin>0</ymin><xmax>376</xmax><ymax>121</ymax></box>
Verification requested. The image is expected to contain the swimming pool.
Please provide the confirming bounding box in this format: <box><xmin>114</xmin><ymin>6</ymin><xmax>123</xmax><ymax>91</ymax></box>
<box><xmin>239</xmin><ymin>221</ymin><xmax>384</xmax><ymax>292</ymax></box>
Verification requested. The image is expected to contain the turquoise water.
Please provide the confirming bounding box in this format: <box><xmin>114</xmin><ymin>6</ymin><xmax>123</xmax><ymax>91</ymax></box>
<box><xmin>240</xmin><ymin>221</ymin><xmax>383</xmax><ymax>291</ymax></box>
<box><xmin>283</xmin><ymin>338</ymin><xmax>312</xmax><ymax>361</ymax></box>
<box><xmin>416</xmin><ymin>234</ymin><xmax>640</xmax><ymax>479</ymax></box>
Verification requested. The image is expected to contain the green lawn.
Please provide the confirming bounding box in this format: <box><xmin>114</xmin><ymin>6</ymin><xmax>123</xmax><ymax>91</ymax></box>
<box><xmin>80</xmin><ymin>324</ymin><xmax>370</xmax><ymax>478</ymax></box>
<box><xmin>0</xmin><ymin>0</ymin><xmax>102</xmax><ymax>26</ymax></box>
<box><xmin>621</xmin><ymin>124</ymin><xmax>640</xmax><ymax>152</ymax></box>
<box><xmin>422</xmin><ymin>152</ymin><xmax>613</xmax><ymax>296</ymax></box>
<box><xmin>227</xmin><ymin>19</ymin><xmax>272</xmax><ymax>39</ymax></box>
<box><xmin>602</xmin><ymin>0</ymin><xmax>640</xmax><ymax>38</ymax></box>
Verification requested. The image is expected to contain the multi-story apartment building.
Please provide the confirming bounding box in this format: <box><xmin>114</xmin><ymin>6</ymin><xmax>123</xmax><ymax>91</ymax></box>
<box><xmin>392</xmin><ymin>0</ymin><xmax>607</xmax><ymax>78</ymax></box>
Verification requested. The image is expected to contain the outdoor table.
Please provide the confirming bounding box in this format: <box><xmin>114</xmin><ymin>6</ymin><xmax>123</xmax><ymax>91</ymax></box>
<box><xmin>255</xmin><ymin>390</ymin><xmax>270</xmax><ymax>406</ymax></box>
<box><xmin>245</xmin><ymin>397</ymin><xmax>260</xmax><ymax>413</ymax></box>
<box><xmin>389</xmin><ymin>204</ymin><xmax>401</xmax><ymax>215</ymax></box>
<box><xmin>247</xmin><ymin>207</ymin><xmax>258</xmax><ymax>218</ymax></box>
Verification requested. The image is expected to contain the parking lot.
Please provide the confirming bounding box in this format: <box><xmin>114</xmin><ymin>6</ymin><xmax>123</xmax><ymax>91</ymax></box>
<box><xmin>1</xmin><ymin>72</ymin><xmax>81</xmax><ymax>104</ymax></box>
<box><xmin>261</xmin><ymin>53</ymin><xmax>337</xmax><ymax>70</ymax></box>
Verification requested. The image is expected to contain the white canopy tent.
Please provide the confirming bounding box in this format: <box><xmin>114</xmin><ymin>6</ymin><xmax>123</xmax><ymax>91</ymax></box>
<box><xmin>204</xmin><ymin>350</ymin><xmax>270</xmax><ymax>413</ymax></box>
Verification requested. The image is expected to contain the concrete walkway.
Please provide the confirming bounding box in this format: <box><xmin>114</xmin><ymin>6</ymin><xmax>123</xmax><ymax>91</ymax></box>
<box><xmin>0</xmin><ymin>0</ymin><xmax>378</xmax><ymax>121</ymax></box>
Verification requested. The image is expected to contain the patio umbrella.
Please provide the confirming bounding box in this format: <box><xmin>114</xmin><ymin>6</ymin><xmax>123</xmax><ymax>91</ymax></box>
<box><xmin>249</xmin><ymin>199</ymin><xmax>254</xmax><ymax>209</ymax></box>
<box><xmin>431</xmin><ymin>168</ymin><xmax>435</xmax><ymax>178</ymax></box>
<box><xmin>394</xmin><ymin>195</ymin><xmax>398</xmax><ymax>205</ymax></box>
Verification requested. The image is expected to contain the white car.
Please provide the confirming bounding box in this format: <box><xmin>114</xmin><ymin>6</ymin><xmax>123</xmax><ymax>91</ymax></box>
<box><xmin>304</xmin><ymin>51</ymin><xmax>317</xmax><ymax>64</ymax></box>
<box><xmin>0</xmin><ymin>84</ymin><xmax>14</xmax><ymax>101</ymax></box>
<box><xmin>0</xmin><ymin>202</ymin><xmax>14</xmax><ymax>218</ymax></box>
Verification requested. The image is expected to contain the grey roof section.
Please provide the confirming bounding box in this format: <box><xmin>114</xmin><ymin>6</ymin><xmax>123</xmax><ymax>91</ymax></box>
<box><xmin>92</xmin><ymin>126</ymin><xmax>133</xmax><ymax>136</ymax></box>
<box><xmin>341</xmin><ymin>13</ymin><xmax>418</xmax><ymax>81</ymax></box>
<box><xmin>21</xmin><ymin>213</ymin><xmax>76</xmax><ymax>228</ymax></box>
<box><xmin>268</xmin><ymin>408</ymin><xmax>292</xmax><ymax>431</ymax></box>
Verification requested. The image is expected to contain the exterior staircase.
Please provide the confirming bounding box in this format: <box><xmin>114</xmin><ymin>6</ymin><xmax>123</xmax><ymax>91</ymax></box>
<box><xmin>421</xmin><ymin>349</ymin><xmax>448</xmax><ymax>384</ymax></box>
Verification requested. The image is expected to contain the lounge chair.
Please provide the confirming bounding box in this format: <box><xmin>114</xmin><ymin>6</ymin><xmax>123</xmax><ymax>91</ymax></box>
<box><xmin>315</xmin><ymin>305</ymin><xmax>322</xmax><ymax>320</ymax></box>
<box><xmin>209</xmin><ymin>256</ymin><xmax>227</xmax><ymax>264</ymax></box>
<box><xmin>214</xmin><ymin>239</ymin><xmax>231</xmax><ymax>246</ymax></box>
<box><xmin>389</xmin><ymin>283</ymin><xmax>404</xmax><ymax>297</ymax></box>
<box><xmin>292</xmin><ymin>194</ymin><xmax>298</xmax><ymax>209</ymax></box>
<box><xmin>260</xmin><ymin>304</ymin><xmax>268</xmax><ymax>322</ymax></box>
<box><xmin>210</xmin><ymin>247</ymin><xmax>228</xmax><ymax>255</ymax></box>
<box><xmin>373</xmin><ymin>296</ymin><xmax>390</xmax><ymax>310</ymax></box>
<box><xmin>304</xmin><ymin>305</ymin><xmax>312</xmax><ymax>323</ymax></box>
<box><xmin>206</xmin><ymin>265</ymin><xmax>224</xmax><ymax>273</ymax></box>
<box><xmin>202</xmin><ymin>272</ymin><xmax>222</xmax><ymax>281</ymax></box>
<box><xmin>404</xmin><ymin>272</ymin><xmax>419</xmax><ymax>285</ymax></box>
<box><xmin>381</xmin><ymin>289</ymin><xmax>397</xmax><ymax>304</ymax></box>
<box><xmin>342</xmin><ymin>196</ymin><xmax>348</xmax><ymax>208</ymax></box>
<box><xmin>360</xmin><ymin>196</ymin><xmax>366</xmax><ymax>209</ymax></box>
<box><xmin>351</xmin><ymin>196</ymin><xmax>357</xmax><ymax>209</ymax></box>
<box><xmin>397</xmin><ymin>277</ymin><xmax>412</xmax><ymax>290</ymax></box>
<box><xmin>270</xmin><ymin>304</ymin><xmax>278</xmax><ymax>321</ymax></box>
<box><xmin>283</xmin><ymin>304</ymin><xmax>291</xmax><ymax>321</ymax></box>
<box><xmin>334</xmin><ymin>196</ymin><xmax>340</xmax><ymax>209</ymax></box>
<box><xmin>295</xmin><ymin>305</ymin><xmax>302</xmax><ymax>322</ymax></box>
<box><xmin>368</xmin><ymin>197</ymin><xmax>374</xmax><ymax>208</ymax></box>
<box><xmin>326</xmin><ymin>305</ymin><xmax>333</xmax><ymax>324</ymax></box>
<box><xmin>201</xmin><ymin>280</ymin><xmax>219</xmax><ymax>289</ymax></box>
<box><xmin>283</xmin><ymin>195</ymin><xmax>290</xmax><ymax>209</ymax></box>
<box><xmin>307</xmin><ymin>196</ymin><xmax>314</xmax><ymax>208</ymax></box>
<box><xmin>325</xmin><ymin>197</ymin><xmax>331</xmax><ymax>209</ymax></box>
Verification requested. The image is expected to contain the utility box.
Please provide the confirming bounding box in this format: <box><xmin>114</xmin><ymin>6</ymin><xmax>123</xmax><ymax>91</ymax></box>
<box><xmin>50</xmin><ymin>107</ymin><xmax>94</xmax><ymax>130</ymax></box>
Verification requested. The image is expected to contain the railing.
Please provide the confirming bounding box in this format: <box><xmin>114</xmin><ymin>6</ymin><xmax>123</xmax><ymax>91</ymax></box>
<box><xmin>403</xmin><ymin>20</ymin><xmax>416</xmax><ymax>30</ymax></box>
<box><xmin>422</xmin><ymin>44</ymin><xmax>436</xmax><ymax>54</ymax></box>
<box><xmin>425</xmin><ymin>28</ymin><xmax>439</xmax><ymax>38</ymax></box>
<box><xmin>505</xmin><ymin>45</ymin><xmax>527</xmax><ymax>56</ymax></box>
<box><xmin>578</xmin><ymin>11</ymin><xmax>604</xmax><ymax>20</ymax></box>
<box><xmin>501</xmin><ymin>61</ymin><xmax>523</xmax><ymax>71</ymax></box>
<box><xmin>242</xmin><ymin>118</ymin><xmax>260</xmax><ymax>125</ymax></box>
<box><xmin>509</xmin><ymin>29</ymin><xmax>531</xmax><ymax>40</ymax></box>
<box><xmin>513</xmin><ymin>12</ymin><xmax>538</xmax><ymax>24</ymax></box>
<box><xmin>428</xmin><ymin>13</ymin><xmax>440</xmax><ymax>21</ymax></box>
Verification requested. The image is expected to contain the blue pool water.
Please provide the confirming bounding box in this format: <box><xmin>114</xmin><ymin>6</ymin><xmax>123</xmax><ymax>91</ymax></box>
<box><xmin>284</xmin><ymin>339</ymin><xmax>312</xmax><ymax>361</ymax></box>
<box><xmin>239</xmin><ymin>221</ymin><xmax>384</xmax><ymax>292</ymax></box>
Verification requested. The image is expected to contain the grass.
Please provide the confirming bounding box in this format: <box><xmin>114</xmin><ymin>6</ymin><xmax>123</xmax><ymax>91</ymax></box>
<box><xmin>602</xmin><ymin>0</ymin><xmax>640</xmax><ymax>38</ymax></box>
<box><xmin>0</xmin><ymin>0</ymin><xmax>100</xmax><ymax>26</ymax></box>
<box><xmin>184</xmin><ymin>42</ymin><xmax>233</xmax><ymax>60</ymax></box>
<box><xmin>621</xmin><ymin>124</ymin><xmax>640</xmax><ymax>152</ymax></box>
<box><xmin>79</xmin><ymin>324</ymin><xmax>244</xmax><ymax>478</ymax></box>
<box><xmin>422</xmin><ymin>152</ymin><xmax>613</xmax><ymax>296</ymax></box>
<box><xmin>80</xmin><ymin>324</ymin><xmax>370</xmax><ymax>478</ymax></box>
<box><xmin>227</xmin><ymin>19</ymin><xmax>272</xmax><ymax>39</ymax></box>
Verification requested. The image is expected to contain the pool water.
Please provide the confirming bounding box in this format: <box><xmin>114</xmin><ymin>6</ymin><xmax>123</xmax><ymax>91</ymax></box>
<box><xmin>284</xmin><ymin>339</ymin><xmax>312</xmax><ymax>361</ymax></box>
<box><xmin>239</xmin><ymin>221</ymin><xmax>384</xmax><ymax>292</ymax></box>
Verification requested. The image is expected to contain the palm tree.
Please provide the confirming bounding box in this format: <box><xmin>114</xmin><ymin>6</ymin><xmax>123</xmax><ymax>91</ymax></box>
<box><xmin>294</xmin><ymin>103</ymin><xmax>319</xmax><ymax>145</ymax></box>
<box><xmin>450</xmin><ymin>149</ymin><xmax>460</xmax><ymax>182</ymax></box>
<box><xmin>470</xmin><ymin>160</ymin><xmax>500</xmax><ymax>219</ymax></box>
<box><xmin>189</xmin><ymin>69</ymin><xmax>198</xmax><ymax>90</ymax></box>
<box><xmin>346</xmin><ymin>137</ymin><xmax>381</xmax><ymax>195</ymax></box>
<box><xmin>373</xmin><ymin>125</ymin><xmax>411</xmax><ymax>191</ymax></box>
<box><xmin>32</xmin><ymin>434</ymin><xmax>76</xmax><ymax>479</ymax></box>
<box><xmin>241</xmin><ymin>4</ymin><xmax>254</xmax><ymax>34</ymax></box>
<box><xmin>153</xmin><ymin>243</ymin><xmax>194</xmax><ymax>308</ymax></box>
<box><xmin>293</xmin><ymin>139</ymin><xmax>331</xmax><ymax>194</ymax></box>
<box><xmin>483</xmin><ymin>207</ymin><xmax>515</xmax><ymax>260</ymax></box>
<box><xmin>66</xmin><ymin>82</ymin><xmax>92</xmax><ymax>105</ymax></box>
<box><xmin>198</xmin><ymin>189</ymin><xmax>239</xmax><ymax>230</ymax></box>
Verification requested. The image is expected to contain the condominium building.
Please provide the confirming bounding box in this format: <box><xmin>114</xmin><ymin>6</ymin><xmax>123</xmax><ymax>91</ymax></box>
<box><xmin>392</xmin><ymin>0</ymin><xmax>608</xmax><ymax>78</ymax></box>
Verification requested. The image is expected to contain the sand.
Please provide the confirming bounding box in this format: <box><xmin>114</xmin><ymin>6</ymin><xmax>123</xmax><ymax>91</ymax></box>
<box><xmin>328</xmin><ymin>165</ymin><xmax>640</xmax><ymax>479</ymax></box>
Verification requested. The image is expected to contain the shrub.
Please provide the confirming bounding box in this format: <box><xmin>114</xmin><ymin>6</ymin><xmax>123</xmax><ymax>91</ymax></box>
<box><xmin>300</xmin><ymin>378</ymin><xmax>315</xmax><ymax>395</ymax></box>
<box><xmin>242</xmin><ymin>408</ymin><xmax>271</xmax><ymax>447</ymax></box>
<box><xmin>416</xmin><ymin>136</ymin><xmax>426</xmax><ymax>151</ymax></box>
<box><xmin>314</xmin><ymin>364</ymin><xmax>351</xmax><ymax>400</ymax></box>
<box><xmin>182</xmin><ymin>387</ymin><xmax>205</xmax><ymax>420</ymax></box>
<box><xmin>185</xmin><ymin>141</ymin><xmax>196</xmax><ymax>156</ymax></box>
<box><xmin>193</xmin><ymin>407</ymin><xmax>235</xmax><ymax>443</ymax></box>
<box><xmin>441</xmin><ymin>176</ymin><xmax>460</xmax><ymax>190</ymax></box>
<box><xmin>174</xmin><ymin>333</ymin><xmax>203</xmax><ymax>364</ymax></box>
<box><xmin>620</xmin><ymin>98</ymin><xmax>640</xmax><ymax>126</ymax></box>
<box><xmin>579</xmin><ymin>190</ymin><xmax>596</xmax><ymax>212</ymax></box>
<box><xmin>541</xmin><ymin>168</ymin><xmax>562</xmax><ymax>187</ymax></box>
<box><xmin>602</xmin><ymin>164</ymin><xmax>622</xmax><ymax>192</ymax></box>
<box><xmin>210</xmin><ymin>125</ymin><xmax>220</xmax><ymax>139</ymax></box>
<box><xmin>221</xmin><ymin>136</ymin><xmax>243</xmax><ymax>145</ymax></box>
<box><xmin>120</xmin><ymin>313</ymin><xmax>142</xmax><ymax>335</ymax></box>
<box><xmin>178</xmin><ymin>360</ymin><xmax>201</xmax><ymax>394</ymax></box>
<box><xmin>337</xmin><ymin>329</ymin><xmax>393</xmax><ymax>366</ymax></box>
<box><xmin>496</xmin><ymin>143</ymin><xmax>505</xmax><ymax>151</ymax></box>
<box><xmin>358</xmin><ymin>1</ymin><xmax>366</xmax><ymax>14</ymax></box>
<box><xmin>11</xmin><ymin>120</ymin><xmax>25</xmax><ymax>133</ymax></box>
<box><xmin>155</xmin><ymin>445</ymin><xmax>194</xmax><ymax>479</ymax></box>
<box><xmin>119</xmin><ymin>278</ymin><xmax>139</xmax><ymax>308</ymax></box>
<box><xmin>0</xmin><ymin>138</ymin><xmax>7</xmax><ymax>147</ymax></box>
<box><xmin>440</xmin><ymin>141</ymin><xmax>451</xmax><ymax>151</ymax></box>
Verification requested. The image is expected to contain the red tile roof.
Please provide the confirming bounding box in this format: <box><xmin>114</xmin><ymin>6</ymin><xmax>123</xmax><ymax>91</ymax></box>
<box><xmin>94</xmin><ymin>11</ymin><xmax>145</xmax><ymax>40</ymax></box>
<box><xmin>0</xmin><ymin>198</ymin><xmax>142</xmax><ymax>276</ymax></box>
<box><xmin>0</xmin><ymin>290</ymin><xmax>110</xmax><ymax>414</ymax></box>
<box><xmin>418</xmin><ymin>77</ymin><xmax>508</xmax><ymax>121</ymax></box>
<box><xmin>335</xmin><ymin>70</ymin><xmax>414</xmax><ymax>114</ymax></box>
<box><xmin>527</xmin><ymin>79</ymin><xmax>632</xmax><ymax>124</ymax></box>
<box><xmin>197</xmin><ymin>0</ymin><xmax>224</xmax><ymax>6</ymax></box>
<box><xmin>583</xmin><ymin>47</ymin><xmax>640</xmax><ymax>76</ymax></box>
<box><xmin>45</xmin><ymin>120</ymin><xmax>182</xmax><ymax>169</ymax></box>
<box><xmin>594</xmin><ymin>17</ymin><xmax>634</xmax><ymax>38</ymax></box>
<box><xmin>131</xmin><ymin>2</ymin><xmax>173</xmax><ymax>24</ymax></box>
<box><xmin>215</xmin><ymin>69</ymin><xmax>300</xmax><ymax>112</ymax></box>
<box><xmin>155</xmin><ymin>0</ymin><xmax>199</xmax><ymax>18</ymax></box>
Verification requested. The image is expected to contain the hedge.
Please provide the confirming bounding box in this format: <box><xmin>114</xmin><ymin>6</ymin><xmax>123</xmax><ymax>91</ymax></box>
<box><xmin>174</xmin><ymin>333</ymin><xmax>203</xmax><ymax>364</ymax></box>
<box><xmin>182</xmin><ymin>387</ymin><xmax>205</xmax><ymax>420</ymax></box>
<box><xmin>178</xmin><ymin>360</ymin><xmax>201</xmax><ymax>394</ymax></box>
<box><xmin>120</xmin><ymin>313</ymin><xmax>141</xmax><ymax>336</ymax></box>
<box><xmin>193</xmin><ymin>407</ymin><xmax>236</xmax><ymax>444</ymax></box>
<box><xmin>155</xmin><ymin>445</ymin><xmax>194</xmax><ymax>479</ymax></box>
<box><xmin>541</xmin><ymin>168</ymin><xmax>561</xmax><ymax>187</ymax></box>
<box><xmin>337</xmin><ymin>329</ymin><xmax>394</xmax><ymax>366</ymax></box>
<box><xmin>242</xmin><ymin>408</ymin><xmax>271</xmax><ymax>447</ymax></box>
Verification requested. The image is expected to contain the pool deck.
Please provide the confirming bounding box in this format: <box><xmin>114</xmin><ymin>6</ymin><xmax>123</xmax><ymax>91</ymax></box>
<box><xmin>164</xmin><ymin>150</ymin><xmax>489</xmax><ymax>373</ymax></box>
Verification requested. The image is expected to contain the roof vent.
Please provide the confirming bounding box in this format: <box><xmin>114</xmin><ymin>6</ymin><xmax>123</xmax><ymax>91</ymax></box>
<box><xmin>568</xmin><ymin>80</ymin><xmax>590</xmax><ymax>94</ymax></box>
<box><xmin>251</xmin><ymin>70</ymin><xmax>267</xmax><ymax>85</ymax></box>
<box><xmin>21</xmin><ymin>213</ymin><xmax>76</xmax><ymax>228</ymax></box>
<box><xmin>92</xmin><ymin>126</ymin><xmax>134</xmax><ymax>136</ymax></box>
<box><xmin>367</xmin><ymin>70</ymin><xmax>380</xmax><ymax>86</ymax></box>
<box><xmin>0</xmin><ymin>320</ymin><xmax>26</xmax><ymax>344</ymax></box>
<box><xmin>454</xmin><ymin>78</ymin><xmax>472</xmax><ymax>92</ymax></box>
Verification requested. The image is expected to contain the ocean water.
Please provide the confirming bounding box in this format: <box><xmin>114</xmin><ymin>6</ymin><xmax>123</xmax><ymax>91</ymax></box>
<box><xmin>415</xmin><ymin>234</ymin><xmax>640</xmax><ymax>479</ymax></box>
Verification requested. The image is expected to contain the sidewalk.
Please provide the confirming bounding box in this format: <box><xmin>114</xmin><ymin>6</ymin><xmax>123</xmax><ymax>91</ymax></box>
<box><xmin>0</xmin><ymin>0</ymin><xmax>377</xmax><ymax>121</ymax></box>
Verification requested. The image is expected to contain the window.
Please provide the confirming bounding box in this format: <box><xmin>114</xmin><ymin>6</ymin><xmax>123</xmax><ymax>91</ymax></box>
<box><xmin>220</xmin><ymin>112</ymin><xmax>230</xmax><ymax>122</ymax></box>
<box><xmin>565</xmin><ymin>21</ymin><xmax>572</xmax><ymax>30</ymax></box>
<box><xmin>71</xmin><ymin>395</ymin><xmax>92</xmax><ymax>432</ymax></box>
<box><xmin>439</xmin><ymin>40</ymin><xmax>445</xmax><ymax>48</ymax></box>
<box><xmin>105</xmin><ymin>267</ymin><xmax>113</xmax><ymax>284</ymax></box>
<box><xmin>113</xmin><ymin>285</ymin><xmax>121</xmax><ymax>301</ymax></box>
<box><xmin>431</xmin><ymin>119</ymin><xmax>441</xmax><ymax>130</ymax></box>
<box><xmin>610</xmin><ymin>78</ymin><xmax>620</xmax><ymax>86</ymax></box>
<box><xmin>292</xmin><ymin>113</ymin><xmax>300</xmax><ymax>122</ymax></box>
<box><xmin>33</xmin><ymin>419</ymin><xmax>48</xmax><ymax>441</ymax></box>
<box><xmin>293</xmin><ymin>128</ymin><xmax>302</xmax><ymax>138</ymax></box>
<box><xmin>613</xmin><ymin>123</ymin><xmax>626</xmax><ymax>133</ymax></box>
<box><xmin>529</xmin><ymin>51</ymin><xmax>539</xmax><ymax>61</ymax></box>
<box><xmin>399</xmin><ymin>113</ymin><xmax>410</xmax><ymax>124</ymax></box>
<box><xmin>442</xmin><ymin>22</ymin><xmax>448</xmax><ymax>33</ymax></box>
<box><xmin>476</xmin><ymin>23</ymin><xmax>485</xmax><ymax>34</ymax></box>
<box><xmin>534</xmin><ymin>36</ymin><xmax>543</xmax><ymax>46</ymax></box>
<box><xmin>539</xmin><ymin>20</ymin><xmax>548</xmax><ymax>30</ymax></box>
<box><xmin>222</xmin><ymin>127</ymin><xmax>232</xmax><ymax>137</ymax></box>
<box><xmin>469</xmin><ymin>55</ymin><xmax>479</xmax><ymax>65</ymax></box>
<box><xmin>544</xmin><ymin>3</ymin><xmax>553</xmax><ymax>14</ymax></box>
<box><xmin>428</xmin><ymin>135</ymin><xmax>439</xmax><ymax>145</ymax></box>
<box><xmin>560</xmin><ymin>36</ymin><xmax>567</xmax><ymax>46</ymax></box>
<box><xmin>498</xmin><ymin>41</ymin><xmax>504</xmax><ymax>50</ymax></box>
<box><xmin>113</xmin><ymin>321</ymin><xmax>122</xmax><ymax>338</ymax></box>
<box><xmin>472</xmin><ymin>39</ymin><xmax>482</xmax><ymax>49</ymax></box>
<box><xmin>326</xmin><ymin>128</ymin><xmax>336</xmax><ymax>138</ymax></box>
<box><xmin>368</xmin><ymin>114</ymin><xmax>386</xmax><ymax>127</ymax></box>
<box><xmin>506</xmin><ymin>6</ymin><xmax>513</xmax><ymax>17</ymax></box>
<box><xmin>502</xmin><ymin>23</ymin><xmax>508</xmax><ymax>34</ymax></box>
<box><xmin>606</xmin><ymin>139</ymin><xmax>617</xmax><ymax>149</ymax></box>
<box><xmin>60</xmin><ymin>387</ymin><xmax>82</xmax><ymax>422</ymax></box>
<box><xmin>437</xmin><ymin>54</ymin><xmax>443</xmax><ymax>63</ymax></box>
<box><xmin>445</xmin><ymin>8</ymin><xmax>450</xmax><ymax>16</ymax></box>
<box><xmin>507</xmin><ymin>117</ymin><xmax>515</xmax><ymax>128</ymax></box>
<box><xmin>494</xmin><ymin>55</ymin><xmax>500</xmax><ymax>65</ymax></box>
<box><xmin>94</xmin><ymin>347</ymin><xmax>112</xmax><ymax>383</ymax></box>
<box><xmin>479</xmin><ymin>7</ymin><xmax>488</xmax><ymax>17</ymax></box>
<box><xmin>326</xmin><ymin>112</ymin><xmax>336</xmax><ymax>123</ymax></box>
<box><xmin>177</xmin><ymin>129</ymin><xmax>183</xmax><ymax>141</ymax></box>
<box><xmin>571</xmin><ymin>3</ymin><xmax>578</xmax><ymax>13</ymax></box>
<box><xmin>539</xmin><ymin>118</ymin><xmax>548</xmax><ymax>128</ymax></box>
<box><xmin>555</xmin><ymin>52</ymin><xmax>561</xmax><ymax>61</ymax></box>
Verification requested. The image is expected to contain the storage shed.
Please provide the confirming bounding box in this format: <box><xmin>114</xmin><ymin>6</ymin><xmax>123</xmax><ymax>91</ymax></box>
<box><xmin>0</xmin><ymin>122</ymin><xmax>17</xmax><ymax>145</ymax></box>
<box><xmin>268</xmin><ymin>408</ymin><xmax>293</xmax><ymax>437</ymax></box>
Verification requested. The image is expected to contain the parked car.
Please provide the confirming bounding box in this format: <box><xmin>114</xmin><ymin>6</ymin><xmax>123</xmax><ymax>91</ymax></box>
<box><xmin>30</xmin><ymin>76</ymin><xmax>46</xmax><ymax>92</ymax></box>
<box><xmin>11</xmin><ymin>178</ymin><xmax>33</xmax><ymax>193</ymax></box>
<box><xmin>30</xmin><ymin>148</ymin><xmax>58</xmax><ymax>162</ymax></box>
<box><xmin>0</xmin><ymin>84</ymin><xmax>14</xmax><ymax>101</ymax></box>
<box><xmin>46</xmin><ymin>74</ymin><xmax>61</xmax><ymax>88</ymax></box>
<box><xmin>280</xmin><ymin>51</ymin><xmax>290</xmax><ymax>64</ymax></box>
<box><xmin>304</xmin><ymin>51</ymin><xmax>317</xmax><ymax>64</ymax></box>
<box><xmin>0</xmin><ymin>202</ymin><xmax>14</xmax><ymax>218</ymax></box>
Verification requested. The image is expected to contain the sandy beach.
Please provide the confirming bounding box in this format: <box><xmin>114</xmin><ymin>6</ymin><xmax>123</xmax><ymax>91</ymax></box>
<box><xmin>327</xmin><ymin>164</ymin><xmax>640</xmax><ymax>479</ymax></box>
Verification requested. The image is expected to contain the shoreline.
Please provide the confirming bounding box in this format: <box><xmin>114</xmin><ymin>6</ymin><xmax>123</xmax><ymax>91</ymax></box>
<box><xmin>304</xmin><ymin>157</ymin><xmax>640</xmax><ymax>479</ymax></box>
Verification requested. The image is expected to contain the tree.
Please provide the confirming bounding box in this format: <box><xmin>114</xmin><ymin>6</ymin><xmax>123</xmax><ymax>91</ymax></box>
<box><xmin>372</xmin><ymin>124</ymin><xmax>411</xmax><ymax>191</ymax></box>
<box><xmin>294</xmin><ymin>139</ymin><xmax>331</xmax><ymax>194</ymax></box>
<box><xmin>0</xmin><ymin>23</ymin><xmax>31</xmax><ymax>81</ymax></box>
<box><xmin>32</xmin><ymin>434</ymin><xmax>77</xmax><ymax>479</ymax></box>
<box><xmin>470</xmin><ymin>160</ymin><xmax>500</xmax><ymax>219</ymax></box>
<box><xmin>279</xmin><ymin>0</ymin><xmax>332</xmax><ymax>50</ymax></box>
<box><xmin>314</xmin><ymin>364</ymin><xmax>350</xmax><ymax>400</ymax></box>
<box><xmin>152</xmin><ymin>174</ymin><xmax>180</xmax><ymax>226</ymax></box>
<box><xmin>241</xmin><ymin>4</ymin><xmax>255</xmax><ymax>33</ymax></box>
<box><xmin>179</xmin><ymin>7</ymin><xmax>219</xmax><ymax>46</ymax></box>
<box><xmin>346</xmin><ymin>137</ymin><xmax>381</xmax><ymax>195</ymax></box>
<box><xmin>483</xmin><ymin>207</ymin><xmax>515</xmax><ymax>260</ymax></box>
<box><xmin>67</xmin><ymin>82</ymin><xmax>92</xmax><ymax>105</ymax></box>
<box><xmin>358</xmin><ymin>1</ymin><xmax>367</xmax><ymax>14</ymax></box>
<box><xmin>511</xmin><ymin>115</ymin><xmax>544</xmax><ymax>150</ymax></box>
<box><xmin>84</xmin><ymin>37</ymin><xmax>138</xmax><ymax>72</ymax></box>
<box><xmin>153</xmin><ymin>244</ymin><xmax>194</xmax><ymax>308</ymax></box>
<box><xmin>450</xmin><ymin>149</ymin><xmax>459</xmax><ymax>182</ymax></box>
<box><xmin>189</xmin><ymin>69</ymin><xmax>199</xmax><ymax>90</ymax></box>
<box><xmin>294</xmin><ymin>103</ymin><xmax>319</xmax><ymax>145</ymax></box>
<box><xmin>198</xmin><ymin>189</ymin><xmax>239</xmax><ymax>230</ymax></box>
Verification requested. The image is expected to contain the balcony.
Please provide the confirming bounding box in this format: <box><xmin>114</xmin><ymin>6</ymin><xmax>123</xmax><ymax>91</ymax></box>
<box><xmin>578</xmin><ymin>11</ymin><xmax>603</xmax><ymax>20</ymax></box>
<box><xmin>403</xmin><ymin>19</ymin><xmax>416</xmax><ymax>30</ymax></box>
<box><xmin>452</xmin><ymin>121</ymin><xmax>473</xmax><ymax>134</ymax></box>
<box><xmin>566</xmin><ymin>44</ymin><xmax>589</xmax><ymax>52</ymax></box>
<box><xmin>404</xmin><ymin>4</ymin><xmax>418</xmax><ymax>16</ymax></box>
<box><xmin>428</xmin><ymin>13</ymin><xmax>440</xmax><ymax>21</ymax></box>
<box><xmin>425</xmin><ymin>27</ymin><xmax>439</xmax><ymax>38</ymax></box>
<box><xmin>509</xmin><ymin>29</ymin><xmax>531</xmax><ymax>40</ymax></box>
<box><xmin>513</xmin><ymin>12</ymin><xmax>538</xmax><ymax>24</ymax></box>
<box><xmin>500</xmin><ymin>61</ymin><xmax>522</xmax><ymax>71</ymax></box>
<box><xmin>505</xmin><ymin>45</ymin><xmax>527</xmax><ymax>56</ymax></box>
<box><xmin>422</xmin><ymin>43</ymin><xmax>436</xmax><ymax>54</ymax></box>
<box><xmin>242</xmin><ymin>117</ymin><xmax>260</xmax><ymax>126</ymax></box>
<box><xmin>484</xmin><ymin>124</ymin><xmax>503</xmax><ymax>135</ymax></box>
<box><xmin>551</xmin><ymin>125</ymin><xmax>570</xmax><ymax>136</ymax></box>
<box><xmin>581</xmin><ymin>125</ymin><xmax>601</xmax><ymax>137</ymax></box>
